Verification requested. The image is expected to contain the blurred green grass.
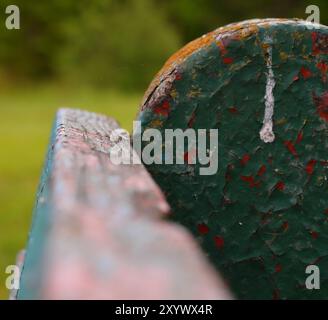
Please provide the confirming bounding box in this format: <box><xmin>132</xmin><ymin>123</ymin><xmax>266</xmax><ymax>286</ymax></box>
<box><xmin>0</xmin><ymin>84</ymin><xmax>142</xmax><ymax>299</ymax></box>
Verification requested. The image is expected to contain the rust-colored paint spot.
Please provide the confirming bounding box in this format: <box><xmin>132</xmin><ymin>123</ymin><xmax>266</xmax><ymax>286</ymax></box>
<box><xmin>156</xmin><ymin>30</ymin><xmax>216</xmax><ymax>83</ymax></box>
<box><xmin>149</xmin><ymin>119</ymin><xmax>163</xmax><ymax>128</ymax></box>
<box><xmin>223</xmin><ymin>57</ymin><xmax>234</xmax><ymax>64</ymax></box>
<box><xmin>313</xmin><ymin>91</ymin><xmax>328</xmax><ymax>122</ymax></box>
<box><xmin>257</xmin><ymin>165</ymin><xmax>266</xmax><ymax>177</ymax></box>
<box><xmin>214</xmin><ymin>236</ymin><xmax>224</xmax><ymax>249</ymax></box>
<box><xmin>241</xmin><ymin>175</ymin><xmax>261</xmax><ymax>188</ymax></box>
<box><xmin>275</xmin><ymin>181</ymin><xmax>285</xmax><ymax>191</ymax></box>
<box><xmin>275</xmin><ymin>264</ymin><xmax>282</xmax><ymax>273</ymax></box>
<box><xmin>300</xmin><ymin>66</ymin><xmax>312</xmax><ymax>79</ymax></box>
<box><xmin>198</xmin><ymin>223</ymin><xmax>210</xmax><ymax>235</ymax></box>
<box><xmin>228</xmin><ymin>106</ymin><xmax>238</xmax><ymax>114</ymax></box>
<box><xmin>284</xmin><ymin>140</ymin><xmax>298</xmax><ymax>157</ymax></box>
<box><xmin>305</xmin><ymin>159</ymin><xmax>317</xmax><ymax>175</ymax></box>
<box><xmin>296</xmin><ymin>131</ymin><xmax>303</xmax><ymax>144</ymax></box>
<box><xmin>141</xmin><ymin>20</ymin><xmax>265</xmax><ymax>109</ymax></box>
<box><xmin>240</xmin><ymin>154</ymin><xmax>251</xmax><ymax>166</ymax></box>
<box><xmin>154</xmin><ymin>100</ymin><xmax>170</xmax><ymax>116</ymax></box>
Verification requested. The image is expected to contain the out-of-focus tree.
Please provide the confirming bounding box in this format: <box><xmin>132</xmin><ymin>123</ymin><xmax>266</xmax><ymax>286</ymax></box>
<box><xmin>0</xmin><ymin>0</ymin><xmax>327</xmax><ymax>90</ymax></box>
<box><xmin>162</xmin><ymin>0</ymin><xmax>328</xmax><ymax>42</ymax></box>
<box><xmin>57</xmin><ymin>0</ymin><xmax>181</xmax><ymax>90</ymax></box>
<box><xmin>0</xmin><ymin>0</ymin><xmax>97</xmax><ymax>82</ymax></box>
<box><xmin>0</xmin><ymin>0</ymin><xmax>181</xmax><ymax>90</ymax></box>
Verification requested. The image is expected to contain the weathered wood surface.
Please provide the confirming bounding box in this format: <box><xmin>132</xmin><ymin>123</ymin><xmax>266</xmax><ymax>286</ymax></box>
<box><xmin>137</xmin><ymin>19</ymin><xmax>328</xmax><ymax>299</ymax></box>
<box><xmin>17</xmin><ymin>108</ymin><xmax>231</xmax><ymax>300</ymax></box>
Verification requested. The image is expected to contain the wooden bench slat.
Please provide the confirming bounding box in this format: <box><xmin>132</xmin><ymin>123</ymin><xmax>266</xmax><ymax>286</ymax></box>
<box><xmin>17</xmin><ymin>108</ymin><xmax>231</xmax><ymax>300</ymax></box>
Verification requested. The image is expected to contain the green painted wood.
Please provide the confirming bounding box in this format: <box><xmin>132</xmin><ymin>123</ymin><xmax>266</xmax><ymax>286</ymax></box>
<box><xmin>137</xmin><ymin>19</ymin><xmax>328</xmax><ymax>299</ymax></box>
<box><xmin>17</xmin><ymin>119</ymin><xmax>55</xmax><ymax>300</ymax></box>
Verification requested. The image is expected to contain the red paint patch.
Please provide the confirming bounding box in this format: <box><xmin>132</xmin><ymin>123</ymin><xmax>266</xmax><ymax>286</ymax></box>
<box><xmin>317</xmin><ymin>61</ymin><xmax>328</xmax><ymax>82</ymax></box>
<box><xmin>223</xmin><ymin>57</ymin><xmax>234</xmax><ymax>64</ymax></box>
<box><xmin>313</xmin><ymin>91</ymin><xmax>328</xmax><ymax>122</ymax></box>
<box><xmin>310</xmin><ymin>231</ymin><xmax>319</xmax><ymax>239</ymax></box>
<box><xmin>228</xmin><ymin>106</ymin><xmax>238</xmax><ymax>114</ymax></box>
<box><xmin>175</xmin><ymin>73</ymin><xmax>182</xmax><ymax>81</ymax></box>
<box><xmin>293</xmin><ymin>75</ymin><xmax>299</xmax><ymax>82</ymax></box>
<box><xmin>275</xmin><ymin>181</ymin><xmax>285</xmax><ymax>191</ymax></box>
<box><xmin>184</xmin><ymin>149</ymin><xmax>197</xmax><ymax>163</ymax></box>
<box><xmin>198</xmin><ymin>223</ymin><xmax>209</xmax><ymax>235</ymax></box>
<box><xmin>154</xmin><ymin>100</ymin><xmax>170</xmax><ymax>116</ymax></box>
<box><xmin>325</xmin><ymin>209</ymin><xmax>328</xmax><ymax>215</ymax></box>
<box><xmin>241</xmin><ymin>175</ymin><xmax>261</xmax><ymax>188</ymax></box>
<box><xmin>296</xmin><ymin>131</ymin><xmax>303</xmax><ymax>144</ymax></box>
<box><xmin>312</xmin><ymin>32</ymin><xmax>320</xmax><ymax>55</ymax></box>
<box><xmin>282</xmin><ymin>221</ymin><xmax>289</xmax><ymax>231</ymax></box>
<box><xmin>305</xmin><ymin>159</ymin><xmax>317</xmax><ymax>175</ymax></box>
<box><xmin>187</xmin><ymin>112</ymin><xmax>196</xmax><ymax>128</ymax></box>
<box><xmin>275</xmin><ymin>264</ymin><xmax>282</xmax><ymax>273</ymax></box>
<box><xmin>317</xmin><ymin>61</ymin><xmax>328</xmax><ymax>72</ymax></box>
<box><xmin>300</xmin><ymin>67</ymin><xmax>312</xmax><ymax>79</ymax></box>
<box><xmin>214</xmin><ymin>236</ymin><xmax>224</xmax><ymax>249</ymax></box>
<box><xmin>217</xmin><ymin>41</ymin><xmax>228</xmax><ymax>56</ymax></box>
<box><xmin>240</xmin><ymin>154</ymin><xmax>251</xmax><ymax>166</ymax></box>
<box><xmin>284</xmin><ymin>140</ymin><xmax>298</xmax><ymax>157</ymax></box>
<box><xmin>257</xmin><ymin>165</ymin><xmax>266</xmax><ymax>177</ymax></box>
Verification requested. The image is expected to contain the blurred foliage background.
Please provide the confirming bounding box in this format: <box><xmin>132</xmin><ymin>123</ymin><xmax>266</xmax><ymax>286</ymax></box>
<box><xmin>0</xmin><ymin>0</ymin><xmax>327</xmax><ymax>299</ymax></box>
<box><xmin>0</xmin><ymin>0</ymin><xmax>327</xmax><ymax>90</ymax></box>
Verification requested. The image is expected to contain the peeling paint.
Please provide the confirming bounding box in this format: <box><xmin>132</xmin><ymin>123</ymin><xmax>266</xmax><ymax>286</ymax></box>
<box><xmin>260</xmin><ymin>36</ymin><xmax>276</xmax><ymax>143</ymax></box>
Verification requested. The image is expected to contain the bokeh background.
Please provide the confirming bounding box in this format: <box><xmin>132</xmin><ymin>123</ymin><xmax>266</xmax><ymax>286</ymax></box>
<box><xmin>0</xmin><ymin>0</ymin><xmax>327</xmax><ymax>299</ymax></box>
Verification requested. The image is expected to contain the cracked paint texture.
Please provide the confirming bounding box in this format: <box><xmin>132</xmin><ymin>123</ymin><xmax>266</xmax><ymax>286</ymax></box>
<box><xmin>137</xmin><ymin>19</ymin><xmax>328</xmax><ymax>299</ymax></box>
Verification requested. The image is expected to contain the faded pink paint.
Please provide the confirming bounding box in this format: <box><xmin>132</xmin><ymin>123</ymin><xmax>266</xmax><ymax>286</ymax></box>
<box><xmin>38</xmin><ymin>109</ymin><xmax>231</xmax><ymax>300</ymax></box>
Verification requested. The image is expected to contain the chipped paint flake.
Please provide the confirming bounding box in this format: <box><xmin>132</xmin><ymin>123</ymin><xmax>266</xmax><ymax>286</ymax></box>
<box><xmin>260</xmin><ymin>37</ymin><xmax>276</xmax><ymax>143</ymax></box>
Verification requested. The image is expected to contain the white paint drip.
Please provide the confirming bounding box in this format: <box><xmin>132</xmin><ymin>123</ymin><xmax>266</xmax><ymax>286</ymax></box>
<box><xmin>260</xmin><ymin>37</ymin><xmax>276</xmax><ymax>143</ymax></box>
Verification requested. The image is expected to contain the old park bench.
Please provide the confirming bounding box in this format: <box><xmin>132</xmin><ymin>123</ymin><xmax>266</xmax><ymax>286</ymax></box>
<box><xmin>15</xmin><ymin>19</ymin><xmax>328</xmax><ymax>299</ymax></box>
